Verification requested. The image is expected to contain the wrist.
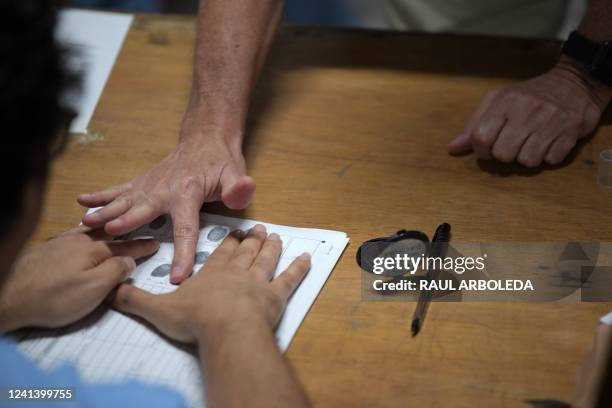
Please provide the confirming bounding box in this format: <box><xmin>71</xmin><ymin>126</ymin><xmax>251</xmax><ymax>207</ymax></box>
<box><xmin>179</xmin><ymin>126</ymin><xmax>243</xmax><ymax>154</ymax></box>
<box><xmin>0</xmin><ymin>299</ymin><xmax>29</xmax><ymax>333</ymax></box>
<box><xmin>557</xmin><ymin>55</ymin><xmax>612</xmax><ymax>107</ymax></box>
<box><xmin>181</xmin><ymin>94</ymin><xmax>246</xmax><ymax>147</ymax></box>
<box><xmin>194</xmin><ymin>312</ymin><xmax>271</xmax><ymax>348</ymax></box>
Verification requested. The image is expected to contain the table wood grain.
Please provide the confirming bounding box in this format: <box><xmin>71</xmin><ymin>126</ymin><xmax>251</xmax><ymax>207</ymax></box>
<box><xmin>32</xmin><ymin>14</ymin><xmax>612</xmax><ymax>407</ymax></box>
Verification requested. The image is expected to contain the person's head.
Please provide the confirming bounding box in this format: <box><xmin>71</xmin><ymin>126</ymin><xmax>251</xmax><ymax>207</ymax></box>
<box><xmin>0</xmin><ymin>0</ymin><xmax>76</xmax><ymax>278</ymax></box>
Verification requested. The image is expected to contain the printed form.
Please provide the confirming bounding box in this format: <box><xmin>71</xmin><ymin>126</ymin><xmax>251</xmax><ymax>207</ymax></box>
<box><xmin>17</xmin><ymin>213</ymin><xmax>349</xmax><ymax>407</ymax></box>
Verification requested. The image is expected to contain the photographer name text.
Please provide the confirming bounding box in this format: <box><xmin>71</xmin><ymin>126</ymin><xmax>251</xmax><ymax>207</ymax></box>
<box><xmin>373</xmin><ymin>279</ymin><xmax>534</xmax><ymax>291</ymax></box>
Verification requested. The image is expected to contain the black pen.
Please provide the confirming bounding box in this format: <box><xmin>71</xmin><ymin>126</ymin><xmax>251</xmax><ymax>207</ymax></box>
<box><xmin>411</xmin><ymin>223</ymin><xmax>451</xmax><ymax>337</ymax></box>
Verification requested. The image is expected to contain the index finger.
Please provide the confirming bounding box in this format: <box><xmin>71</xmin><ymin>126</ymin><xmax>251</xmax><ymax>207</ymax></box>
<box><xmin>203</xmin><ymin>230</ymin><xmax>242</xmax><ymax>266</ymax></box>
<box><xmin>60</xmin><ymin>226</ymin><xmax>113</xmax><ymax>241</ymax></box>
<box><xmin>169</xmin><ymin>200</ymin><xmax>201</xmax><ymax>284</ymax></box>
<box><xmin>449</xmin><ymin>91</ymin><xmax>498</xmax><ymax>155</ymax></box>
<box><xmin>106</xmin><ymin>238</ymin><xmax>160</xmax><ymax>260</ymax></box>
<box><xmin>471</xmin><ymin>108</ymin><xmax>506</xmax><ymax>160</ymax></box>
<box><xmin>77</xmin><ymin>182</ymin><xmax>132</xmax><ymax>207</ymax></box>
<box><xmin>230</xmin><ymin>224</ymin><xmax>268</xmax><ymax>269</ymax></box>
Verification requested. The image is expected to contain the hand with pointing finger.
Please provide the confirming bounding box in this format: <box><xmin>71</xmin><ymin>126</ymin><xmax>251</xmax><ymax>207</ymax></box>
<box><xmin>449</xmin><ymin>57</ymin><xmax>612</xmax><ymax>167</ymax></box>
<box><xmin>111</xmin><ymin>224</ymin><xmax>312</xmax><ymax>344</ymax></box>
<box><xmin>78</xmin><ymin>136</ymin><xmax>256</xmax><ymax>285</ymax></box>
<box><xmin>112</xmin><ymin>225</ymin><xmax>312</xmax><ymax>408</ymax></box>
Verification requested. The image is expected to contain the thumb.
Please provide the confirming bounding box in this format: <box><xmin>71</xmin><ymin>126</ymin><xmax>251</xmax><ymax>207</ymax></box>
<box><xmin>448</xmin><ymin>131</ymin><xmax>473</xmax><ymax>155</ymax></box>
<box><xmin>88</xmin><ymin>256</ymin><xmax>136</xmax><ymax>295</ymax></box>
<box><xmin>219</xmin><ymin>163</ymin><xmax>256</xmax><ymax>210</ymax></box>
<box><xmin>111</xmin><ymin>284</ymin><xmax>193</xmax><ymax>343</ymax></box>
<box><xmin>111</xmin><ymin>283</ymin><xmax>160</xmax><ymax>322</ymax></box>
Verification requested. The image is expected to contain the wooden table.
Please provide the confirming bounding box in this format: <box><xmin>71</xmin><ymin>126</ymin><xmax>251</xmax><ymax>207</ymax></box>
<box><xmin>34</xmin><ymin>13</ymin><xmax>612</xmax><ymax>407</ymax></box>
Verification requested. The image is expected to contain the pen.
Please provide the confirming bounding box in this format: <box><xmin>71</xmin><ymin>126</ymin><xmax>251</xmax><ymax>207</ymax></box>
<box><xmin>411</xmin><ymin>222</ymin><xmax>451</xmax><ymax>337</ymax></box>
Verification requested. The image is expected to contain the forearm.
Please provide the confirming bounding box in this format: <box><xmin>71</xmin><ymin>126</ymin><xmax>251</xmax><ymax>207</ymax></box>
<box><xmin>182</xmin><ymin>0</ymin><xmax>284</xmax><ymax>147</ymax></box>
<box><xmin>555</xmin><ymin>0</ymin><xmax>612</xmax><ymax>105</ymax></box>
<box><xmin>578</xmin><ymin>0</ymin><xmax>612</xmax><ymax>41</ymax></box>
<box><xmin>0</xmin><ymin>269</ymin><xmax>31</xmax><ymax>333</ymax></box>
<box><xmin>198</xmin><ymin>317</ymin><xmax>310</xmax><ymax>408</ymax></box>
<box><xmin>0</xmin><ymin>301</ymin><xmax>23</xmax><ymax>333</ymax></box>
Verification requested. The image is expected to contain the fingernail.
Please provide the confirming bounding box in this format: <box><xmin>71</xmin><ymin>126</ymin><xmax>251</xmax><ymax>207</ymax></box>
<box><xmin>123</xmin><ymin>257</ymin><xmax>136</xmax><ymax>275</ymax></box>
<box><xmin>107</xmin><ymin>220</ymin><xmax>124</xmax><ymax>232</ymax></box>
<box><xmin>298</xmin><ymin>253</ymin><xmax>311</xmax><ymax>261</ymax></box>
<box><xmin>268</xmin><ymin>233</ymin><xmax>280</xmax><ymax>241</ymax></box>
<box><xmin>233</xmin><ymin>229</ymin><xmax>245</xmax><ymax>238</ymax></box>
<box><xmin>252</xmin><ymin>224</ymin><xmax>266</xmax><ymax>233</ymax></box>
<box><xmin>170</xmin><ymin>266</ymin><xmax>183</xmax><ymax>282</ymax></box>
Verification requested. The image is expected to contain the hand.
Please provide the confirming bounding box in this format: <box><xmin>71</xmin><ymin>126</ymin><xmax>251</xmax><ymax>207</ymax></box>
<box><xmin>78</xmin><ymin>135</ymin><xmax>256</xmax><ymax>284</ymax></box>
<box><xmin>449</xmin><ymin>56</ymin><xmax>612</xmax><ymax>167</ymax></box>
<box><xmin>111</xmin><ymin>224</ymin><xmax>311</xmax><ymax>344</ymax></box>
<box><xmin>573</xmin><ymin>323</ymin><xmax>612</xmax><ymax>408</ymax></box>
<box><xmin>0</xmin><ymin>228</ymin><xmax>159</xmax><ymax>333</ymax></box>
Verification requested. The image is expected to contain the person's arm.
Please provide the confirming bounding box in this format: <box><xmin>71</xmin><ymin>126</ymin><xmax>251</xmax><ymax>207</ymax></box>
<box><xmin>573</xmin><ymin>317</ymin><xmax>612</xmax><ymax>408</ymax></box>
<box><xmin>112</xmin><ymin>225</ymin><xmax>311</xmax><ymax>408</ymax></box>
<box><xmin>198</xmin><ymin>316</ymin><xmax>309</xmax><ymax>407</ymax></box>
<box><xmin>0</xmin><ymin>228</ymin><xmax>158</xmax><ymax>333</ymax></box>
<box><xmin>448</xmin><ymin>0</ymin><xmax>612</xmax><ymax>168</ymax></box>
<box><xmin>578</xmin><ymin>0</ymin><xmax>612</xmax><ymax>41</ymax></box>
<box><xmin>183</xmin><ymin>0</ymin><xmax>284</xmax><ymax>144</ymax></box>
<box><xmin>78</xmin><ymin>0</ymin><xmax>284</xmax><ymax>284</ymax></box>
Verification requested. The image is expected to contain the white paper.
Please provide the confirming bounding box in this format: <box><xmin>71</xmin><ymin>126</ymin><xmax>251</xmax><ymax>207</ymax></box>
<box><xmin>18</xmin><ymin>213</ymin><xmax>349</xmax><ymax>407</ymax></box>
<box><xmin>601</xmin><ymin>311</ymin><xmax>612</xmax><ymax>326</ymax></box>
<box><xmin>56</xmin><ymin>9</ymin><xmax>133</xmax><ymax>134</ymax></box>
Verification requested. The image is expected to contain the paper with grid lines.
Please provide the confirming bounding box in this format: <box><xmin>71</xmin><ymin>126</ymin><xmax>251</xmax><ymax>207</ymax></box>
<box><xmin>17</xmin><ymin>213</ymin><xmax>348</xmax><ymax>407</ymax></box>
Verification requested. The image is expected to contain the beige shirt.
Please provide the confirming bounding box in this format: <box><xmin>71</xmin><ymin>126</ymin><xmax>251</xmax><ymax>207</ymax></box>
<box><xmin>346</xmin><ymin>0</ymin><xmax>586</xmax><ymax>39</ymax></box>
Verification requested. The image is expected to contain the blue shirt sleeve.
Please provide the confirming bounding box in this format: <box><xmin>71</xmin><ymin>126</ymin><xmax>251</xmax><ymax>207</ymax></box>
<box><xmin>0</xmin><ymin>337</ymin><xmax>187</xmax><ymax>408</ymax></box>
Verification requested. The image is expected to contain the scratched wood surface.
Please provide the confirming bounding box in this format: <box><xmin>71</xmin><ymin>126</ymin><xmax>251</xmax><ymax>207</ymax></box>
<box><xmin>33</xmin><ymin>13</ymin><xmax>612</xmax><ymax>407</ymax></box>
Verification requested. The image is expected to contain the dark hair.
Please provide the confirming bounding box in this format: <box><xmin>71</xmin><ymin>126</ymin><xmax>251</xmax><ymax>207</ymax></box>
<box><xmin>0</xmin><ymin>0</ymin><xmax>76</xmax><ymax>232</ymax></box>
